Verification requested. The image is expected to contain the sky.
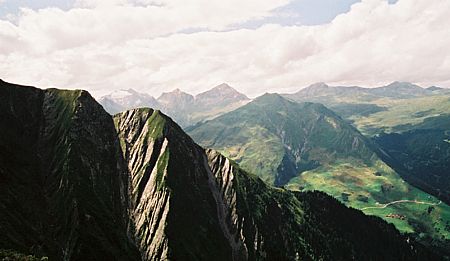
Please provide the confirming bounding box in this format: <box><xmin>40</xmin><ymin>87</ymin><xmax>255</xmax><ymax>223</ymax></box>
<box><xmin>0</xmin><ymin>0</ymin><xmax>448</xmax><ymax>98</ymax></box>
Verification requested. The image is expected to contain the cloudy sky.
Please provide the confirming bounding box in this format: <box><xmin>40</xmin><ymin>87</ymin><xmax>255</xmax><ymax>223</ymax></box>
<box><xmin>0</xmin><ymin>0</ymin><xmax>448</xmax><ymax>97</ymax></box>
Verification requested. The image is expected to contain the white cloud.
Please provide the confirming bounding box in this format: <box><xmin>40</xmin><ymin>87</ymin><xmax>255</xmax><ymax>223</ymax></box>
<box><xmin>1</xmin><ymin>0</ymin><xmax>450</xmax><ymax>98</ymax></box>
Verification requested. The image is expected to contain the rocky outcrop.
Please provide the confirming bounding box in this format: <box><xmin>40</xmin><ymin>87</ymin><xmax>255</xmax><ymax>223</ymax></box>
<box><xmin>115</xmin><ymin>109</ymin><xmax>171</xmax><ymax>260</ymax></box>
<box><xmin>204</xmin><ymin>149</ymin><xmax>248</xmax><ymax>261</ymax></box>
<box><xmin>114</xmin><ymin>108</ymin><xmax>232</xmax><ymax>261</ymax></box>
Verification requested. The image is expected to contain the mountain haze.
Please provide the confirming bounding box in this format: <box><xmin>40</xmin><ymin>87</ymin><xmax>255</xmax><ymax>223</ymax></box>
<box><xmin>284</xmin><ymin>81</ymin><xmax>444</xmax><ymax>104</ymax></box>
<box><xmin>195</xmin><ymin>83</ymin><xmax>250</xmax><ymax>109</ymax></box>
<box><xmin>99</xmin><ymin>83</ymin><xmax>250</xmax><ymax>127</ymax></box>
<box><xmin>99</xmin><ymin>89</ymin><xmax>160</xmax><ymax>115</ymax></box>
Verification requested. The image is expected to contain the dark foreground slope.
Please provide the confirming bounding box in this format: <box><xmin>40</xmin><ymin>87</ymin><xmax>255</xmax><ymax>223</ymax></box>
<box><xmin>0</xmin><ymin>80</ymin><xmax>140</xmax><ymax>260</ymax></box>
<box><xmin>0</xmin><ymin>80</ymin><xmax>440</xmax><ymax>260</ymax></box>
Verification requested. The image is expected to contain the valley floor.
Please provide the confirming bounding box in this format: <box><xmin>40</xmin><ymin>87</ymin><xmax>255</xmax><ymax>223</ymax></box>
<box><xmin>361</xmin><ymin>199</ymin><xmax>442</xmax><ymax>211</ymax></box>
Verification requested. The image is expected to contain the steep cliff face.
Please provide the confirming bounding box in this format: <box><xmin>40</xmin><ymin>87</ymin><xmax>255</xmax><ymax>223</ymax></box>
<box><xmin>114</xmin><ymin>108</ymin><xmax>232</xmax><ymax>261</ymax></box>
<box><xmin>114</xmin><ymin>109</ymin><xmax>171</xmax><ymax>260</ymax></box>
<box><xmin>0</xmin><ymin>80</ymin><xmax>139</xmax><ymax>260</ymax></box>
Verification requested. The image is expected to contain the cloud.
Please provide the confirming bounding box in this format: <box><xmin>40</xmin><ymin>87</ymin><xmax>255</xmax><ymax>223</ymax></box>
<box><xmin>1</xmin><ymin>0</ymin><xmax>450</xmax><ymax>98</ymax></box>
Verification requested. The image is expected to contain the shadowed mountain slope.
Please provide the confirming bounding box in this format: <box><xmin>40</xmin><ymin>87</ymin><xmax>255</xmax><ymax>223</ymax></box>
<box><xmin>0</xmin><ymin>80</ymin><xmax>140</xmax><ymax>260</ymax></box>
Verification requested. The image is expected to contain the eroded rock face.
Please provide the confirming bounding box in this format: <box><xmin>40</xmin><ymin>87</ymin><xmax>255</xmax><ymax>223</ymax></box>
<box><xmin>115</xmin><ymin>109</ymin><xmax>171</xmax><ymax>260</ymax></box>
<box><xmin>205</xmin><ymin>149</ymin><xmax>308</xmax><ymax>260</ymax></box>
<box><xmin>114</xmin><ymin>109</ymin><xmax>232</xmax><ymax>261</ymax></box>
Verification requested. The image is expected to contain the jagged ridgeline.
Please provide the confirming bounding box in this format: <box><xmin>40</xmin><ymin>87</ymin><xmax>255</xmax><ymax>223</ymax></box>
<box><xmin>0</xmin><ymin>80</ymin><xmax>438</xmax><ymax>260</ymax></box>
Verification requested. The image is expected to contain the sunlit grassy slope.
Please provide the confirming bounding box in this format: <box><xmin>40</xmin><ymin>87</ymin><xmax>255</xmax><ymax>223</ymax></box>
<box><xmin>188</xmin><ymin>94</ymin><xmax>450</xmax><ymax>243</ymax></box>
<box><xmin>346</xmin><ymin>94</ymin><xmax>450</xmax><ymax>208</ymax></box>
<box><xmin>285</xmin><ymin>160</ymin><xmax>450</xmax><ymax>240</ymax></box>
<box><xmin>349</xmin><ymin>95</ymin><xmax>450</xmax><ymax>135</ymax></box>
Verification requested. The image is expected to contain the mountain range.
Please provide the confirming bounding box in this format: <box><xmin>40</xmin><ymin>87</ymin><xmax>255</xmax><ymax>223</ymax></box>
<box><xmin>284</xmin><ymin>81</ymin><xmax>448</xmax><ymax>104</ymax></box>
<box><xmin>99</xmin><ymin>83</ymin><xmax>250</xmax><ymax>127</ymax></box>
<box><xmin>282</xmin><ymin>81</ymin><xmax>450</xmax><ymax>208</ymax></box>
<box><xmin>0</xmin><ymin>79</ymin><xmax>438</xmax><ymax>260</ymax></box>
<box><xmin>1</xmin><ymin>79</ymin><xmax>449</xmax><ymax>259</ymax></box>
<box><xmin>99</xmin><ymin>81</ymin><xmax>448</xmax><ymax>129</ymax></box>
<box><xmin>187</xmin><ymin>92</ymin><xmax>450</xmax><ymax>251</ymax></box>
<box><xmin>290</xmin><ymin>83</ymin><xmax>450</xmax><ymax>207</ymax></box>
<box><xmin>97</xmin><ymin>80</ymin><xmax>450</xmax><ymax>240</ymax></box>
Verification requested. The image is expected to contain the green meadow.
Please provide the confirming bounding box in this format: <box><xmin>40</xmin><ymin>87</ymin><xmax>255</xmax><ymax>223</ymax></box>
<box><xmin>285</xmin><ymin>160</ymin><xmax>450</xmax><ymax>240</ymax></box>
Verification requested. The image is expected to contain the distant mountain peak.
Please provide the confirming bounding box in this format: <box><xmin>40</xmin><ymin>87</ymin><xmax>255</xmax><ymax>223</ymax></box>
<box><xmin>385</xmin><ymin>81</ymin><xmax>422</xmax><ymax>89</ymax></box>
<box><xmin>99</xmin><ymin>88</ymin><xmax>159</xmax><ymax>115</ymax></box>
<box><xmin>308</xmin><ymin>82</ymin><xmax>329</xmax><ymax>89</ymax></box>
<box><xmin>256</xmin><ymin>92</ymin><xmax>284</xmax><ymax>101</ymax></box>
<box><xmin>197</xmin><ymin>83</ymin><xmax>247</xmax><ymax>97</ymax></box>
<box><xmin>288</xmin><ymin>82</ymin><xmax>332</xmax><ymax>97</ymax></box>
<box><xmin>195</xmin><ymin>83</ymin><xmax>249</xmax><ymax>105</ymax></box>
<box><xmin>361</xmin><ymin>81</ymin><xmax>429</xmax><ymax>99</ymax></box>
<box><xmin>213</xmin><ymin>83</ymin><xmax>233</xmax><ymax>90</ymax></box>
<box><xmin>159</xmin><ymin>88</ymin><xmax>192</xmax><ymax>97</ymax></box>
<box><xmin>108</xmin><ymin>89</ymin><xmax>136</xmax><ymax>99</ymax></box>
<box><xmin>388</xmin><ymin>81</ymin><xmax>410</xmax><ymax>85</ymax></box>
<box><xmin>157</xmin><ymin>89</ymin><xmax>194</xmax><ymax>108</ymax></box>
<box><xmin>99</xmin><ymin>83</ymin><xmax>250</xmax><ymax>127</ymax></box>
<box><xmin>426</xmin><ymin>86</ymin><xmax>443</xmax><ymax>91</ymax></box>
<box><xmin>252</xmin><ymin>93</ymin><xmax>309</xmax><ymax>111</ymax></box>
